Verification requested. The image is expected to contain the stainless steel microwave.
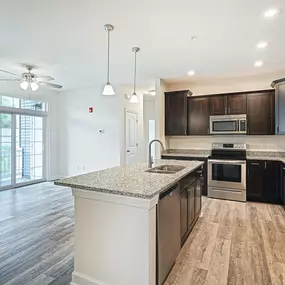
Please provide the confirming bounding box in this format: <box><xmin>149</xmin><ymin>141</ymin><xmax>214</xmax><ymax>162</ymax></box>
<box><xmin>210</xmin><ymin>114</ymin><xmax>247</xmax><ymax>135</ymax></box>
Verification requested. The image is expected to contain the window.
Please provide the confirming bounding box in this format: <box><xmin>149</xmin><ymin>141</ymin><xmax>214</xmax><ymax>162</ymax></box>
<box><xmin>0</xmin><ymin>95</ymin><xmax>46</xmax><ymax>111</ymax></box>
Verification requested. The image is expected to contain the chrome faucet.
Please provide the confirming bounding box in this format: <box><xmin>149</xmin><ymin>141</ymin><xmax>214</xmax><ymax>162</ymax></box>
<box><xmin>148</xmin><ymin>139</ymin><xmax>165</xmax><ymax>168</ymax></box>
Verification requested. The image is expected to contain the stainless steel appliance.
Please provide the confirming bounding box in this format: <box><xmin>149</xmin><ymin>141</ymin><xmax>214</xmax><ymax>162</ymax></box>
<box><xmin>210</xmin><ymin>114</ymin><xmax>247</xmax><ymax>135</ymax></box>
<box><xmin>208</xmin><ymin>143</ymin><xmax>246</xmax><ymax>202</ymax></box>
<box><xmin>157</xmin><ymin>184</ymin><xmax>181</xmax><ymax>285</ymax></box>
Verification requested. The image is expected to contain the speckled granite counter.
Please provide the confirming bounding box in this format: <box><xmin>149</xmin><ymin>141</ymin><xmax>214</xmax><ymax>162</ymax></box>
<box><xmin>247</xmin><ymin>151</ymin><xmax>285</xmax><ymax>163</ymax></box>
<box><xmin>55</xmin><ymin>159</ymin><xmax>204</xmax><ymax>199</ymax></box>
<box><xmin>162</xmin><ymin>149</ymin><xmax>210</xmax><ymax>158</ymax></box>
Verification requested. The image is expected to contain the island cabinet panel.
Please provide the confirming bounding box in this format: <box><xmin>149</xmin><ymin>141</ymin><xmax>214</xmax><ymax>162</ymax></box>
<box><xmin>180</xmin><ymin>189</ymin><xmax>188</xmax><ymax>238</ymax></box>
<box><xmin>187</xmin><ymin>96</ymin><xmax>210</xmax><ymax>135</ymax></box>
<box><xmin>187</xmin><ymin>184</ymin><xmax>195</xmax><ymax>228</ymax></box>
<box><xmin>227</xmin><ymin>94</ymin><xmax>247</xmax><ymax>114</ymax></box>
<box><xmin>210</xmin><ymin>95</ymin><xmax>227</xmax><ymax>115</ymax></box>
<box><xmin>247</xmin><ymin>91</ymin><xmax>275</xmax><ymax>135</ymax></box>
<box><xmin>247</xmin><ymin>160</ymin><xmax>281</xmax><ymax>203</ymax></box>
<box><xmin>165</xmin><ymin>90</ymin><xmax>188</xmax><ymax>136</ymax></box>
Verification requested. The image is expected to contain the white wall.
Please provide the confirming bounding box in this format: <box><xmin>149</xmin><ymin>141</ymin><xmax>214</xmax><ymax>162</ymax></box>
<box><xmin>0</xmin><ymin>82</ymin><xmax>60</xmax><ymax>180</ymax></box>
<box><xmin>164</xmin><ymin>73</ymin><xmax>285</xmax><ymax>151</ymax></box>
<box><xmin>143</xmin><ymin>97</ymin><xmax>155</xmax><ymax>160</ymax></box>
<box><xmin>58</xmin><ymin>85</ymin><xmax>121</xmax><ymax>177</ymax></box>
<box><xmin>57</xmin><ymin>85</ymin><xmax>146</xmax><ymax>177</ymax></box>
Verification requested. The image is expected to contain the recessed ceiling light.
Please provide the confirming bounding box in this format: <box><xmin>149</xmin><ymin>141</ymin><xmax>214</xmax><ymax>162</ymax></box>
<box><xmin>188</xmin><ymin>70</ymin><xmax>195</xmax><ymax>76</ymax></box>
<box><xmin>257</xmin><ymin>41</ymin><xmax>268</xmax><ymax>49</ymax></box>
<box><xmin>254</xmin><ymin>61</ymin><xmax>264</xmax><ymax>67</ymax></box>
<box><xmin>263</xmin><ymin>8</ymin><xmax>280</xmax><ymax>18</ymax></box>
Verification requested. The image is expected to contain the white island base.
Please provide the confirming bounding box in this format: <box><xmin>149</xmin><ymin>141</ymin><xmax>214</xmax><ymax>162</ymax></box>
<box><xmin>70</xmin><ymin>188</ymin><xmax>158</xmax><ymax>285</ymax></box>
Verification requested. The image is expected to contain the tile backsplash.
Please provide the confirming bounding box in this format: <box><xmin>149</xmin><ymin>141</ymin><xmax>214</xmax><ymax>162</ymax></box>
<box><xmin>167</xmin><ymin>136</ymin><xmax>285</xmax><ymax>151</ymax></box>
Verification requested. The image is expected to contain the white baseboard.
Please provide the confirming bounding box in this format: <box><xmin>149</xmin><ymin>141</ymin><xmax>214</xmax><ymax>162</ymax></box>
<box><xmin>71</xmin><ymin>272</ymin><xmax>109</xmax><ymax>285</ymax></box>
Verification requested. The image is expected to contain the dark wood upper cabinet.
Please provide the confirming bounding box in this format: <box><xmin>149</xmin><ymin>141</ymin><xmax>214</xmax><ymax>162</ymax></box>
<box><xmin>227</xmin><ymin>94</ymin><xmax>247</xmax><ymax>114</ymax></box>
<box><xmin>247</xmin><ymin>91</ymin><xmax>275</xmax><ymax>135</ymax></box>
<box><xmin>210</xmin><ymin>96</ymin><xmax>226</xmax><ymax>115</ymax></box>
<box><xmin>210</xmin><ymin>94</ymin><xmax>246</xmax><ymax>115</ymax></box>
<box><xmin>188</xmin><ymin>97</ymin><xmax>210</xmax><ymax>135</ymax></box>
<box><xmin>165</xmin><ymin>90</ymin><xmax>188</xmax><ymax>136</ymax></box>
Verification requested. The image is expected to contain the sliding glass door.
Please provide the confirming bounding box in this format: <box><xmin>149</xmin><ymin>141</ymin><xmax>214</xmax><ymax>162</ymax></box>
<box><xmin>0</xmin><ymin>113</ymin><xmax>12</xmax><ymax>188</ymax></box>
<box><xmin>0</xmin><ymin>113</ymin><xmax>44</xmax><ymax>189</ymax></box>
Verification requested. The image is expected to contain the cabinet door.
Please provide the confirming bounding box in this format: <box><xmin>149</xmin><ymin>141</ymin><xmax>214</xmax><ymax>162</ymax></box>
<box><xmin>195</xmin><ymin>178</ymin><xmax>202</xmax><ymax>216</ymax></box>
<box><xmin>187</xmin><ymin>185</ymin><xmax>195</xmax><ymax>228</ymax></box>
<box><xmin>227</xmin><ymin>94</ymin><xmax>247</xmax><ymax>114</ymax></box>
<box><xmin>180</xmin><ymin>190</ymin><xmax>188</xmax><ymax>238</ymax></box>
<box><xmin>264</xmin><ymin>161</ymin><xmax>281</xmax><ymax>203</ymax></box>
<box><xmin>210</xmin><ymin>95</ymin><xmax>227</xmax><ymax>115</ymax></box>
<box><xmin>247</xmin><ymin>160</ymin><xmax>265</xmax><ymax>202</ymax></box>
<box><xmin>276</xmin><ymin>84</ymin><xmax>285</xmax><ymax>134</ymax></box>
<box><xmin>188</xmin><ymin>97</ymin><xmax>210</xmax><ymax>135</ymax></box>
<box><xmin>247</xmin><ymin>91</ymin><xmax>275</xmax><ymax>135</ymax></box>
<box><xmin>165</xmin><ymin>91</ymin><xmax>188</xmax><ymax>136</ymax></box>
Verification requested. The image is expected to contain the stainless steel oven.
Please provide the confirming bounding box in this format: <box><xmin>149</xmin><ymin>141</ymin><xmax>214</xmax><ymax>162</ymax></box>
<box><xmin>210</xmin><ymin>114</ymin><xmax>247</xmax><ymax>135</ymax></box>
<box><xmin>208</xmin><ymin>143</ymin><xmax>246</xmax><ymax>202</ymax></box>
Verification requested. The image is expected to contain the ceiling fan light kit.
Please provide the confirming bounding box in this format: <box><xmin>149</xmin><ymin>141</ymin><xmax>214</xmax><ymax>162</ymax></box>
<box><xmin>0</xmin><ymin>65</ymin><xmax>62</xmax><ymax>92</ymax></box>
<box><xmin>102</xmin><ymin>24</ymin><xmax>115</xmax><ymax>96</ymax></box>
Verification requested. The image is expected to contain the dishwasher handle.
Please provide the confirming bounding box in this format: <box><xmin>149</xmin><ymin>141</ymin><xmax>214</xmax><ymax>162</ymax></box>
<box><xmin>159</xmin><ymin>184</ymin><xmax>179</xmax><ymax>200</ymax></box>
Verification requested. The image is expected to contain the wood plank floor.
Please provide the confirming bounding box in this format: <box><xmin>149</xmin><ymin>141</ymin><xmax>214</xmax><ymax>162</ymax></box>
<box><xmin>165</xmin><ymin>196</ymin><xmax>285</xmax><ymax>285</ymax></box>
<box><xmin>1</xmin><ymin>183</ymin><xmax>285</xmax><ymax>285</ymax></box>
<box><xmin>0</xmin><ymin>183</ymin><xmax>74</xmax><ymax>285</ymax></box>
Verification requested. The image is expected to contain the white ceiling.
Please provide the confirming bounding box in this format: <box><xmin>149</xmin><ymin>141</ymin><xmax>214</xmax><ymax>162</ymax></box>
<box><xmin>0</xmin><ymin>0</ymin><xmax>284</xmax><ymax>91</ymax></box>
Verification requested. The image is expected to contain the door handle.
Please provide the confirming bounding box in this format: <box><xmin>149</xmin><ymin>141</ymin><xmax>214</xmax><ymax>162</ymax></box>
<box><xmin>127</xmin><ymin>150</ymin><xmax>130</xmax><ymax>153</ymax></box>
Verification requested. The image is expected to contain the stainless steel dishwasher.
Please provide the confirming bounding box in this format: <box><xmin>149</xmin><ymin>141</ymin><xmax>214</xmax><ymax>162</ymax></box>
<box><xmin>156</xmin><ymin>184</ymin><xmax>181</xmax><ymax>285</ymax></box>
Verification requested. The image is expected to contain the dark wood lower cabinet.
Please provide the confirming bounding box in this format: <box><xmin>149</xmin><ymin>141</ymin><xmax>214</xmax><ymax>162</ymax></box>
<box><xmin>187</xmin><ymin>185</ymin><xmax>195</xmax><ymax>228</ymax></box>
<box><xmin>180</xmin><ymin>167</ymin><xmax>203</xmax><ymax>246</ymax></box>
<box><xmin>247</xmin><ymin>160</ymin><xmax>281</xmax><ymax>203</ymax></box>
<box><xmin>180</xmin><ymin>189</ymin><xmax>188</xmax><ymax>238</ymax></box>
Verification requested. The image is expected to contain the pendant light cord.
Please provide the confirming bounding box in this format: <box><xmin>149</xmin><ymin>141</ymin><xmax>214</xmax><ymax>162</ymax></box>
<box><xmin>133</xmin><ymin>50</ymin><xmax>137</xmax><ymax>94</ymax></box>
<box><xmin>107</xmin><ymin>29</ymin><xmax>110</xmax><ymax>83</ymax></box>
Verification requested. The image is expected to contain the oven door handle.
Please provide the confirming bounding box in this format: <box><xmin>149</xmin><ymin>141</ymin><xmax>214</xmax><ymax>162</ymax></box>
<box><xmin>208</xmin><ymin>159</ymin><xmax>246</xmax><ymax>165</ymax></box>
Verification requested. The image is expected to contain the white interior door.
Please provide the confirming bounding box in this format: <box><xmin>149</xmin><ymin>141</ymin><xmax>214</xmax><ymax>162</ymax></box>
<box><xmin>125</xmin><ymin>110</ymin><xmax>138</xmax><ymax>165</ymax></box>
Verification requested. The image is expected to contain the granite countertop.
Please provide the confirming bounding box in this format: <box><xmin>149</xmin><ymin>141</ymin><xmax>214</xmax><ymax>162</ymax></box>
<box><xmin>162</xmin><ymin>149</ymin><xmax>210</xmax><ymax>158</ymax></box>
<box><xmin>55</xmin><ymin>159</ymin><xmax>204</xmax><ymax>199</ymax></box>
<box><xmin>246</xmin><ymin>151</ymin><xmax>285</xmax><ymax>163</ymax></box>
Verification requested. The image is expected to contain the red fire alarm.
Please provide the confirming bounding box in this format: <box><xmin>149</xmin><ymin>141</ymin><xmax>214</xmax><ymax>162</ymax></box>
<box><xmin>89</xmin><ymin>107</ymin><xmax>93</xmax><ymax>113</ymax></box>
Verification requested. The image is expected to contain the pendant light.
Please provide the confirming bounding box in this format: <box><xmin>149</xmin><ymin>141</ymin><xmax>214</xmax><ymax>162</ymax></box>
<box><xmin>129</xmin><ymin>47</ymin><xmax>140</xmax><ymax>103</ymax></box>
<box><xmin>102</xmin><ymin>24</ymin><xmax>115</xmax><ymax>96</ymax></box>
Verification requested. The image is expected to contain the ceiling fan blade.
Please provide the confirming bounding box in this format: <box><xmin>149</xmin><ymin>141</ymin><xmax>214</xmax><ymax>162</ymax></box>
<box><xmin>40</xmin><ymin>82</ymin><xmax>63</xmax><ymax>89</ymax></box>
<box><xmin>0</xmin><ymin>69</ymin><xmax>21</xmax><ymax>78</ymax></box>
<box><xmin>36</xmin><ymin>76</ymin><xmax>54</xmax><ymax>81</ymax></box>
<box><xmin>0</xmin><ymin>78</ymin><xmax>21</xmax><ymax>81</ymax></box>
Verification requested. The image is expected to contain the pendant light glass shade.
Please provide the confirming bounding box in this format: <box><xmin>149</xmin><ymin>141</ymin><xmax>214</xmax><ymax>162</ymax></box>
<box><xmin>129</xmin><ymin>92</ymin><xmax>139</xmax><ymax>103</ymax></box>
<box><xmin>102</xmin><ymin>82</ymin><xmax>115</xmax><ymax>95</ymax></box>
<box><xmin>129</xmin><ymin>47</ymin><xmax>140</xmax><ymax>104</ymax></box>
<box><xmin>102</xmin><ymin>24</ymin><xmax>115</xmax><ymax>96</ymax></box>
<box><xmin>30</xmin><ymin>82</ymin><xmax>39</xmax><ymax>91</ymax></box>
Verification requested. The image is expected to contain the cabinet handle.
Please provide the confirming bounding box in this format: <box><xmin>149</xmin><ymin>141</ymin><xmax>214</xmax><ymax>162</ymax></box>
<box><xmin>251</xmin><ymin>162</ymin><xmax>260</xmax><ymax>166</ymax></box>
<box><xmin>225</xmin><ymin>107</ymin><xmax>227</xmax><ymax>114</ymax></box>
<box><xmin>265</xmin><ymin>161</ymin><xmax>267</xmax><ymax>169</ymax></box>
<box><xmin>228</xmin><ymin>107</ymin><xmax>230</xmax><ymax>114</ymax></box>
<box><xmin>207</xmin><ymin>127</ymin><xmax>210</xmax><ymax>134</ymax></box>
<box><xmin>277</xmin><ymin>126</ymin><xmax>280</xmax><ymax>134</ymax></box>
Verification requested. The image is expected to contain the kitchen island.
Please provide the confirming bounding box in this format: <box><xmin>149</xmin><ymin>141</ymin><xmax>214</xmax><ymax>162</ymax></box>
<box><xmin>55</xmin><ymin>159</ymin><xmax>204</xmax><ymax>285</ymax></box>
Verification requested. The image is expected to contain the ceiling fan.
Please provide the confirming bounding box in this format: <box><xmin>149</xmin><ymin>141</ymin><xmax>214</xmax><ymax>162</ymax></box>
<box><xmin>0</xmin><ymin>65</ymin><xmax>63</xmax><ymax>91</ymax></box>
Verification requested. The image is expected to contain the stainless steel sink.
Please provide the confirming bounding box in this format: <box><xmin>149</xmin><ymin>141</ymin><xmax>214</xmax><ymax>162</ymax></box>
<box><xmin>145</xmin><ymin>165</ymin><xmax>185</xmax><ymax>174</ymax></box>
